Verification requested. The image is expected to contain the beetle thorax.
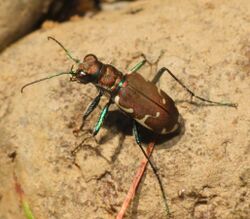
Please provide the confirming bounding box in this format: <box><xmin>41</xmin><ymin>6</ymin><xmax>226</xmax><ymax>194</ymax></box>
<box><xmin>75</xmin><ymin>54</ymin><xmax>124</xmax><ymax>92</ymax></box>
<box><xmin>97</xmin><ymin>65</ymin><xmax>124</xmax><ymax>91</ymax></box>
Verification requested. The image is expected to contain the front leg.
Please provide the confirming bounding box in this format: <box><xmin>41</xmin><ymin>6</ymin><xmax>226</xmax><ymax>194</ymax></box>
<box><xmin>92</xmin><ymin>98</ymin><xmax>112</xmax><ymax>136</ymax></box>
<box><xmin>73</xmin><ymin>90</ymin><xmax>103</xmax><ymax>135</ymax></box>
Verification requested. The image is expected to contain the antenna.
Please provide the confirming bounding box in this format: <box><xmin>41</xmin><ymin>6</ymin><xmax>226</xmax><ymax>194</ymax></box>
<box><xmin>21</xmin><ymin>72</ymin><xmax>73</xmax><ymax>93</ymax></box>
<box><xmin>48</xmin><ymin>36</ymin><xmax>80</xmax><ymax>63</ymax></box>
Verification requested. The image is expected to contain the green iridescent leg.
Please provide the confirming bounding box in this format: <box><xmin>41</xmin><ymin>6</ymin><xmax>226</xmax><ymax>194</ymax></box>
<box><xmin>132</xmin><ymin>121</ymin><xmax>171</xmax><ymax>218</ymax></box>
<box><xmin>79</xmin><ymin>90</ymin><xmax>103</xmax><ymax>131</ymax></box>
<box><xmin>93</xmin><ymin>99</ymin><xmax>112</xmax><ymax>136</ymax></box>
<box><xmin>128</xmin><ymin>60</ymin><xmax>146</xmax><ymax>73</ymax></box>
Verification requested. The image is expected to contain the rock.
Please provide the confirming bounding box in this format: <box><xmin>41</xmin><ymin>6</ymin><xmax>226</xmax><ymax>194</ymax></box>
<box><xmin>0</xmin><ymin>0</ymin><xmax>53</xmax><ymax>51</ymax></box>
<box><xmin>0</xmin><ymin>0</ymin><xmax>249</xmax><ymax>218</ymax></box>
<box><xmin>47</xmin><ymin>0</ymin><xmax>101</xmax><ymax>21</ymax></box>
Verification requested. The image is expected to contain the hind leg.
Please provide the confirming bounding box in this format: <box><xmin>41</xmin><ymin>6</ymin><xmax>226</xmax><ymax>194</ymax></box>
<box><xmin>151</xmin><ymin>67</ymin><xmax>237</xmax><ymax>107</ymax></box>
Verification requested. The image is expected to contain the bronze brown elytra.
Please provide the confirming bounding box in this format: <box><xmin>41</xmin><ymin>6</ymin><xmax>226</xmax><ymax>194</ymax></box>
<box><xmin>21</xmin><ymin>37</ymin><xmax>237</xmax><ymax>218</ymax></box>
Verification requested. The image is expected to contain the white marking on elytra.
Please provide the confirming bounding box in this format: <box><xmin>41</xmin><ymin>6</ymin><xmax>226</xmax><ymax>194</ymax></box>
<box><xmin>161</xmin><ymin>128</ymin><xmax>167</xmax><ymax>134</ymax></box>
<box><xmin>135</xmin><ymin>111</ymin><xmax>160</xmax><ymax>130</ymax></box>
<box><xmin>162</xmin><ymin>98</ymin><xmax>166</xmax><ymax>104</ymax></box>
<box><xmin>161</xmin><ymin>123</ymin><xmax>179</xmax><ymax>134</ymax></box>
<box><xmin>158</xmin><ymin>87</ymin><xmax>166</xmax><ymax>105</ymax></box>
<box><xmin>158</xmin><ymin>87</ymin><xmax>162</xmax><ymax>96</ymax></box>
<box><xmin>114</xmin><ymin>95</ymin><xmax>120</xmax><ymax>105</ymax></box>
<box><xmin>171</xmin><ymin>123</ymin><xmax>179</xmax><ymax>132</ymax></box>
<box><xmin>135</xmin><ymin>115</ymin><xmax>153</xmax><ymax>130</ymax></box>
<box><xmin>114</xmin><ymin>95</ymin><xmax>134</xmax><ymax>113</ymax></box>
<box><xmin>161</xmin><ymin>115</ymin><xmax>181</xmax><ymax>134</ymax></box>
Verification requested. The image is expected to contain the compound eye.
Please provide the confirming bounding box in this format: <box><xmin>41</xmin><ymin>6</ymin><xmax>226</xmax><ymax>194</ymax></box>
<box><xmin>79</xmin><ymin>70</ymin><xmax>86</xmax><ymax>76</ymax></box>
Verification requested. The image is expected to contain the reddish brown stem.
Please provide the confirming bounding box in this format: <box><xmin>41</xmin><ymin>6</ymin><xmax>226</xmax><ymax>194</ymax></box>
<box><xmin>116</xmin><ymin>142</ymin><xmax>155</xmax><ymax>219</ymax></box>
<box><xmin>13</xmin><ymin>173</ymin><xmax>24</xmax><ymax>201</ymax></box>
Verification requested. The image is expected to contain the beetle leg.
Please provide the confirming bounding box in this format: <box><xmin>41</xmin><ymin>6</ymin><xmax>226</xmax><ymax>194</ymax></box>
<box><xmin>73</xmin><ymin>90</ymin><xmax>103</xmax><ymax>136</ymax></box>
<box><xmin>132</xmin><ymin>121</ymin><xmax>171</xmax><ymax>217</ymax></box>
<box><xmin>92</xmin><ymin>98</ymin><xmax>112</xmax><ymax>136</ymax></box>
<box><xmin>80</xmin><ymin>90</ymin><xmax>103</xmax><ymax>129</ymax></box>
<box><xmin>128</xmin><ymin>51</ymin><xmax>163</xmax><ymax>74</ymax></box>
<box><xmin>132</xmin><ymin>121</ymin><xmax>155</xmax><ymax>169</ymax></box>
<box><xmin>128</xmin><ymin>60</ymin><xmax>146</xmax><ymax>74</ymax></box>
<box><xmin>152</xmin><ymin>67</ymin><xmax>237</xmax><ymax>108</ymax></box>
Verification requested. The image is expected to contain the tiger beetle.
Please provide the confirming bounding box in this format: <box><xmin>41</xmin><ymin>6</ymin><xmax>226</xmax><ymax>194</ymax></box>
<box><xmin>21</xmin><ymin>37</ymin><xmax>237</xmax><ymax>218</ymax></box>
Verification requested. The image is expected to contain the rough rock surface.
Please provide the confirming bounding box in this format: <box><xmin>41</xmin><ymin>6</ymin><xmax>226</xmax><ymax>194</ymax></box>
<box><xmin>0</xmin><ymin>0</ymin><xmax>249</xmax><ymax>219</ymax></box>
<box><xmin>0</xmin><ymin>0</ymin><xmax>53</xmax><ymax>51</ymax></box>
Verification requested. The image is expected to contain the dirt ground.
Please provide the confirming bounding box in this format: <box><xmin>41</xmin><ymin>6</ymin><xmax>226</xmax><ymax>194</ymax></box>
<box><xmin>0</xmin><ymin>0</ymin><xmax>249</xmax><ymax>219</ymax></box>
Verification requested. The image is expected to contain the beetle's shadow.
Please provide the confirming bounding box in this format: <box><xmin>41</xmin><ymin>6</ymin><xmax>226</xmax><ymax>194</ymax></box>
<box><xmin>101</xmin><ymin>110</ymin><xmax>185</xmax><ymax>157</ymax></box>
<box><xmin>101</xmin><ymin>110</ymin><xmax>185</xmax><ymax>218</ymax></box>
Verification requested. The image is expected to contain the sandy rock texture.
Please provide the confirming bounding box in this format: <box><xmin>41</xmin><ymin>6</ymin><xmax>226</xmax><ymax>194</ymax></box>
<box><xmin>0</xmin><ymin>0</ymin><xmax>249</xmax><ymax>219</ymax></box>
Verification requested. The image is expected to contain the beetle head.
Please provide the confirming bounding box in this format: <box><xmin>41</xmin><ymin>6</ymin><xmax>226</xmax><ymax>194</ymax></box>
<box><xmin>20</xmin><ymin>38</ymin><xmax>103</xmax><ymax>92</ymax></box>
<box><xmin>73</xmin><ymin>54</ymin><xmax>103</xmax><ymax>84</ymax></box>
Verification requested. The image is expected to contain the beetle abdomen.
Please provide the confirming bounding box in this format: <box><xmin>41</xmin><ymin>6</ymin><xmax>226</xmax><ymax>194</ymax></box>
<box><xmin>114</xmin><ymin>73</ymin><xmax>180</xmax><ymax>135</ymax></box>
